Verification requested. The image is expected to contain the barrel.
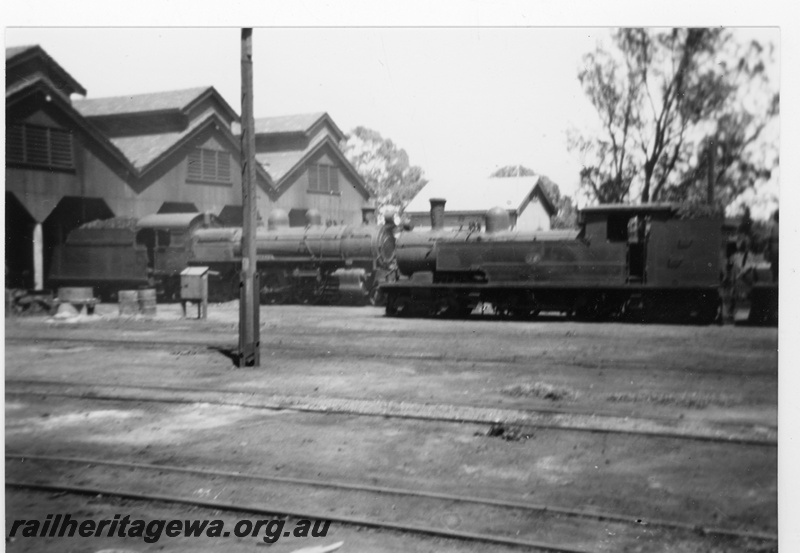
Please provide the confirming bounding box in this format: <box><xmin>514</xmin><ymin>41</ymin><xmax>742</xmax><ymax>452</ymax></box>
<box><xmin>118</xmin><ymin>290</ymin><xmax>140</xmax><ymax>315</ymax></box>
<box><xmin>138</xmin><ymin>289</ymin><xmax>157</xmax><ymax>316</ymax></box>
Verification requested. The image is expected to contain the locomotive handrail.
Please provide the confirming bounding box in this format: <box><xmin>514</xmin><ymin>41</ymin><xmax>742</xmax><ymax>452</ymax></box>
<box><xmin>301</xmin><ymin>237</ymin><xmax>320</xmax><ymax>261</ymax></box>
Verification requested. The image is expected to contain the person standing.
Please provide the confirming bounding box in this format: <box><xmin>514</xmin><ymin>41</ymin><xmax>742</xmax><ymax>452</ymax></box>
<box><xmin>766</xmin><ymin>209</ymin><xmax>779</xmax><ymax>282</ymax></box>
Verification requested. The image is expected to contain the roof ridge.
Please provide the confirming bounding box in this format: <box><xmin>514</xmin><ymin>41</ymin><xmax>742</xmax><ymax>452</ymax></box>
<box><xmin>74</xmin><ymin>85</ymin><xmax>211</xmax><ymax>104</ymax></box>
<box><xmin>6</xmin><ymin>44</ymin><xmax>87</xmax><ymax>96</ymax></box>
<box><xmin>6</xmin><ymin>44</ymin><xmax>39</xmax><ymax>57</ymax></box>
<box><xmin>254</xmin><ymin>111</ymin><xmax>327</xmax><ymax>119</ymax></box>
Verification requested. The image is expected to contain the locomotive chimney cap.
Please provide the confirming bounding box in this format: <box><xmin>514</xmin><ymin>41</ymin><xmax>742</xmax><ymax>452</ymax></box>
<box><xmin>430</xmin><ymin>198</ymin><xmax>446</xmax><ymax>230</ymax></box>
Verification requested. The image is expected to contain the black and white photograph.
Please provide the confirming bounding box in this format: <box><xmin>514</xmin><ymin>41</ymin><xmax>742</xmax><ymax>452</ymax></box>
<box><xmin>4</xmin><ymin>3</ymin><xmax>795</xmax><ymax>552</ymax></box>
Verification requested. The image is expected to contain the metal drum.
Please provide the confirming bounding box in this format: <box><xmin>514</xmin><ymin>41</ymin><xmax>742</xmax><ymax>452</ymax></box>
<box><xmin>138</xmin><ymin>289</ymin><xmax>157</xmax><ymax>316</ymax></box>
<box><xmin>118</xmin><ymin>290</ymin><xmax>140</xmax><ymax>315</ymax></box>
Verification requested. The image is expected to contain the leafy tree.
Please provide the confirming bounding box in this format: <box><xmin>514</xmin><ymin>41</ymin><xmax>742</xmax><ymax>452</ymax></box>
<box><xmin>339</xmin><ymin>127</ymin><xmax>428</xmax><ymax>212</ymax></box>
<box><xmin>489</xmin><ymin>165</ymin><xmax>536</xmax><ymax>178</ymax></box>
<box><xmin>571</xmin><ymin>28</ymin><xmax>778</xmax><ymax>209</ymax></box>
<box><xmin>489</xmin><ymin>165</ymin><xmax>578</xmax><ymax>229</ymax></box>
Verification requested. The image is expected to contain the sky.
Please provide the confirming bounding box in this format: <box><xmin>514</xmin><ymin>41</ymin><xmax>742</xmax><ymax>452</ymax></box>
<box><xmin>4</xmin><ymin>25</ymin><xmax>780</xmax><ymax>215</ymax></box>
<box><xmin>4</xmin><ymin>27</ymin><xmax>601</xmax><ymax>196</ymax></box>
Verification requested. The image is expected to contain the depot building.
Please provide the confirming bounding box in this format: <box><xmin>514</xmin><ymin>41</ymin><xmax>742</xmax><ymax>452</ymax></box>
<box><xmin>5</xmin><ymin>45</ymin><xmax>373</xmax><ymax>290</ymax></box>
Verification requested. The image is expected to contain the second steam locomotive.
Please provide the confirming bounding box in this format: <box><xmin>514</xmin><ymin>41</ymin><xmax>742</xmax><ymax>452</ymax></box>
<box><xmin>49</xmin><ymin>209</ymin><xmax>396</xmax><ymax>306</ymax></box>
<box><xmin>380</xmin><ymin>199</ymin><xmax>727</xmax><ymax>324</ymax></box>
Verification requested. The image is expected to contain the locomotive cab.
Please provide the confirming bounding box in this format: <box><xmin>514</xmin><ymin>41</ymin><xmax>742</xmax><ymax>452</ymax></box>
<box><xmin>579</xmin><ymin>204</ymin><xmax>676</xmax><ymax>286</ymax></box>
<box><xmin>135</xmin><ymin>212</ymin><xmax>220</xmax><ymax>299</ymax></box>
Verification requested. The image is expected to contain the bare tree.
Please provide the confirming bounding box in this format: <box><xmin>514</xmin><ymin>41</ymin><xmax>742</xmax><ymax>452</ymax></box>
<box><xmin>572</xmin><ymin>28</ymin><xmax>778</xmax><ymax>208</ymax></box>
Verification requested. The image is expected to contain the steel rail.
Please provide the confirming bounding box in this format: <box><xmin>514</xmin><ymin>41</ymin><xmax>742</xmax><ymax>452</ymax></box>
<box><xmin>5</xmin><ymin>379</ymin><xmax>777</xmax><ymax>445</ymax></box>
<box><xmin>6</xmin><ymin>453</ymin><xmax>778</xmax><ymax>544</ymax></box>
<box><xmin>4</xmin><ymin>334</ymin><xmax>772</xmax><ymax>378</ymax></box>
<box><xmin>6</xmin><ymin>480</ymin><xmax>589</xmax><ymax>553</ymax></box>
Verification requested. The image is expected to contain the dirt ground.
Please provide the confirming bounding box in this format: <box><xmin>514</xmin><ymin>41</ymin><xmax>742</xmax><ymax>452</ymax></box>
<box><xmin>4</xmin><ymin>302</ymin><xmax>779</xmax><ymax>552</ymax></box>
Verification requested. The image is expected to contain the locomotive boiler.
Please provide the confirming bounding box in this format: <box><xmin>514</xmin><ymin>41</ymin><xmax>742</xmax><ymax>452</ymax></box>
<box><xmin>188</xmin><ymin>209</ymin><xmax>397</xmax><ymax>304</ymax></box>
<box><xmin>381</xmin><ymin>200</ymin><xmax>723</xmax><ymax>324</ymax></box>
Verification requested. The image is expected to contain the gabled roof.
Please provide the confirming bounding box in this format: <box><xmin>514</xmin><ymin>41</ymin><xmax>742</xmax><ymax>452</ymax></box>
<box><xmin>6</xmin><ymin>45</ymin><xmax>36</xmax><ymax>59</ymax></box>
<box><xmin>255</xmin><ymin>131</ymin><xmax>328</xmax><ymax>182</ymax></box>
<box><xmin>6</xmin><ymin>44</ymin><xmax>87</xmax><ymax>97</ymax></box>
<box><xmin>74</xmin><ymin>86</ymin><xmax>239</xmax><ymax>123</ymax></box>
<box><xmin>109</xmin><ymin>110</ymin><xmax>276</xmax><ymax>195</ymax></box>
<box><xmin>6</xmin><ymin>75</ymin><xmax>134</xmax><ymax>174</ymax></box>
<box><xmin>256</xmin><ymin>134</ymin><xmax>371</xmax><ymax>200</ymax></box>
<box><xmin>405</xmin><ymin>175</ymin><xmax>556</xmax><ymax>217</ymax></box>
<box><xmin>8</xmin><ymin>77</ymin><xmax>274</xmax><ymax>195</ymax></box>
<box><xmin>253</xmin><ymin>112</ymin><xmax>345</xmax><ymax>141</ymax></box>
<box><xmin>74</xmin><ymin>87</ymin><xmax>208</xmax><ymax>116</ymax></box>
<box><xmin>109</xmin><ymin>110</ymin><xmax>226</xmax><ymax>170</ymax></box>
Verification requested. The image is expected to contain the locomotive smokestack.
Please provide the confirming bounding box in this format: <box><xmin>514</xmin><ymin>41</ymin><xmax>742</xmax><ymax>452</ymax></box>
<box><xmin>361</xmin><ymin>205</ymin><xmax>376</xmax><ymax>225</ymax></box>
<box><xmin>430</xmin><ymin>198</ymin><xmax>446</xmax><ymax>230</ymax></box>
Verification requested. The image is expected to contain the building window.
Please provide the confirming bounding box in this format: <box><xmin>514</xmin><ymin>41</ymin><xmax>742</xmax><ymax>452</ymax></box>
<box><xmin>308</xmin><ymin>163</ymin><xmax>339</xmax><ymax>194</ymax></box>
<box><xmin>6</xmin><ymin>123</ymin><xmax>75</xmax><ymax>171</ymax></box>
<box><xmin>187</xmin><ymin>148</ymin><xmax>231</xmax><ymax>183</ymax></box>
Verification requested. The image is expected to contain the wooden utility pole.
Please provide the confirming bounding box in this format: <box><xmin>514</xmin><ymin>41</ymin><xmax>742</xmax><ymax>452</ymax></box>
<box><xmin>707</xmin><ymin>136</ymin><xmax>716</xmax><ymax>205</ymax></box>
<box><xmin>238</xmin><ymin>28</ymin><xmax>260</xmax><ymax>367</ymax></box>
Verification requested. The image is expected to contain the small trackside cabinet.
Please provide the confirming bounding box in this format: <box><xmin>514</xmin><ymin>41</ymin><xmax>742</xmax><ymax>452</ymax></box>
<box><xmin>181</xmin><ymin>267</ymin><xmax>209</xmax><ymax>299</ymax></box>
<box><xmin>180</xmin><ymin>266</ymin><xmax>209</xmax><ymax>319</ymax></box>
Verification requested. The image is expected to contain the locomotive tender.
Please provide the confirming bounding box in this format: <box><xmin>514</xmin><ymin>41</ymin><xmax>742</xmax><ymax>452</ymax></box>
<box><xmin>380</xmin><ymin>199</ymin><xmax>724</xmax><ymax>324</ymax></box>
<box><xmin>48</xmin><ymin>212</ymin><xmax>220</xmax><ymax>301</ymax></box>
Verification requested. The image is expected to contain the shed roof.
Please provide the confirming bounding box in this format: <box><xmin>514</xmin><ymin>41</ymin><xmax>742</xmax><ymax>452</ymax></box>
<box><xmin>74</xmin><ymin>87</ymin><xmax>211</xmax><ymax>117</ymax></box>
<box><xmin>107</xmin><ymin>110</ymin><xmax>221</xmax><ymax>170</ymax></box>
<box><xmin>6</xmin><ymin>75</ymin><xmax>135</xmax><ymax>177</ymax></box>
<box><xmin>252</xmin><ymin>112</ymin><xmax>346</xmax><ymax>142</ymax></box>
<box><xmin>258</xmin><ymin>134</ymin><xmax>371</xmax><ymax>200</ymax></box>
<box><xmin>254</xmin><ymin>112</ymin><xmax>326</xmax><ymax>134</ymax></box>
<box><xmin>6</xmin><ymin>45</ymin><xmax>35</xmax><ymax>59</ymax></box>
<box><xmin>405</xmin><ymin>175</ymin><xmax>554</xmax><ymax>216</ymax></box>
<box><xmin>6</xmin><ymin>44</ymin><xmax>87</xmax><ymax>97</ymax></box>
<box><xmin>255</xmin><ymin>132</ymin><xmax>329</xmax><ymax>182</ymax></box>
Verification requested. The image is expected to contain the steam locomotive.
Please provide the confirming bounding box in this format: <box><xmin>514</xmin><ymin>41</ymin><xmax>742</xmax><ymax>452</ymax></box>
<box><xmin>48</xmin><ymin>209</ymin><xmax>396</xmax><ymax>305</ymax></box>
<box><xmin>46</xmin><ymin>199</ymin><xmax>776</xmax><ymax>325</ymax></box>
<box><xmin>380</xmin><ymin>199</ymin><xmax>727</xmax><ymax>324</ymax></box>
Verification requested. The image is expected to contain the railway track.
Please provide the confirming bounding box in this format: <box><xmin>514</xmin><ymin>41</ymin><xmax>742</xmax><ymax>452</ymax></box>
<box><xmin>6</xmin><ymin>454</ymin><xmax>778</xmax><ymax>552</ymax></box>
<box><xmin>5</xmin><ymin>379</ymin><xmax>778</xmax><ymax>445</ymax></box>
<box><xmin>5</xmin><ymin>332</ymin><xmax>776</xmax><ymax>378</ymax></box>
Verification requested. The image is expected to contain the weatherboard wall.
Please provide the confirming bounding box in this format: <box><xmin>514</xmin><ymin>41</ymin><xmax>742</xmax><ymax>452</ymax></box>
<box><xmin>271</xmin><ymin>152</ymin><xmax>369</xmax><ymax>226</ymax></box>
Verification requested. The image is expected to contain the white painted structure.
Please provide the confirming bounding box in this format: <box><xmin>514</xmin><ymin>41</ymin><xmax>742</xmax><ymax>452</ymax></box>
<box><xmin>404</xmin><ymin>175</ymin><xmax>556</xmax><ymax>231</ymax></box>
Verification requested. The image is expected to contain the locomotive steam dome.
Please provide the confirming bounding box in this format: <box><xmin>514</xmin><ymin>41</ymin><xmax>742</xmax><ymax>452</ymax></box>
<box><xmin>267</xmin><ymin>209</ymin><xmax>289</xmax><ymax>230</ymax></box>
<box><xmin>305</xmin><ymin>209</ymin><xmax>323</xmax><ymax>227</ymax></box>
<box><xmin>485</xmin><ymin>207</ymin><xmax>511</xmax><ymax>233</ymax></box>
